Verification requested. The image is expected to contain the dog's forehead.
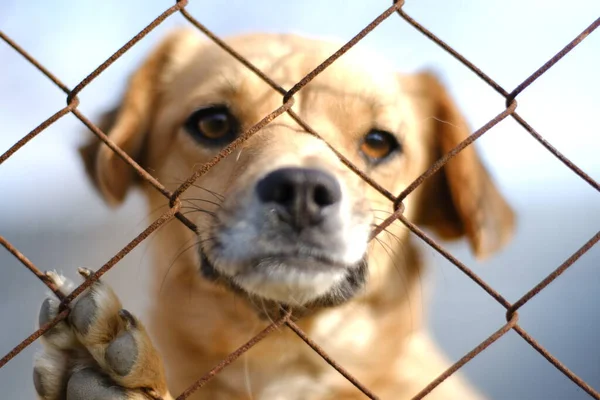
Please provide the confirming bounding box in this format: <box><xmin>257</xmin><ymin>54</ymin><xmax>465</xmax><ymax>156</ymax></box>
<box><xmin>170</xmin><ymin>33</ymin><xmax>401</xmax><ymax>104</ymax></box>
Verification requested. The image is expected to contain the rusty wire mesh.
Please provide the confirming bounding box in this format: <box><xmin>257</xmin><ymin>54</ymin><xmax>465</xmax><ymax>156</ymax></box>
<box><xmin>1</xmin><ymin>0</ymin><xmax>599</xmax><ymax>399</ymax></box>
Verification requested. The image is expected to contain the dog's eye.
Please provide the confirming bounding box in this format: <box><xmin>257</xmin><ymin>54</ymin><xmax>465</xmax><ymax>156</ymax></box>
<box><xmin>184</xmin><ymin>106</ymin><xmax>238</xmax><ymax>145</ymax></box>
<box><xmin>360</xmin><ymin>130</ymin><xmax>400</xmax><ymax>163</ymax></box>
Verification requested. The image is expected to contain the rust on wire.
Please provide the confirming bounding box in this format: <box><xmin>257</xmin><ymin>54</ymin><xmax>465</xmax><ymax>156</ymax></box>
<box><xmin>511</xmin><ymin>112</ymin><xmax>599</xmax><ymax>191</ymax></box>
<box><xmin>507</xmin><ymin>231</ymin><xmax>600</xmax><ymax>319</ymax></box>
<box><xmin>177</xmin><ymin>7</ymin><xmax>286</xmax><ymax>96</ymax></box>
<box><xmin>394</xmin><ymin>100</ymin><xmax>517</xmax><ymax>205</ymax></box>
<box><xmin>283</xmin><ymin>1</ymin><xmax>404</xmax><ymax>104</ymax></box>
<box><xmin>71</xmin><ymin>109</ymin><xmax>173</xmax><ymax>201</ymax></box>
<box><xmin>0</xmin><ymin>30</ymin><xmax>71</xmax><ymax>95</ymax></box>
<box><xmin>0</xmin><ymin>236</ymin><xmax>65</xmax><ymax>300</ymax></box>
<box><xmin>286</xmin><ymin>319</ymin><xmax>381</xmax><ymax>400</ymax></box>
<box><xmin>0</xmin><ymin>309</ymin><xmax>70</xmax><ymax>369</ymax></box>
<box><xmin>395</xmin><ymin>5</ymin><xmax>600</xmax><ymax>193</ymax></box>
<box><xmin>0</xmin><ymin>30</ymin><xmax>78</xmax><ymax>165</ymax></box>
<box><xmin>72</xmin><ymin>110</ymin><xmax>198</xmax><ymax>231</ymax></box>
<box><xmin>176</xmin><ymin>310</ymin><xmax>292</xmax><ymax>399</ymax></box>
<box><xmin>60</xmin><ymin>204</ymin><xmax>180</xmax><ymax>307</ymax></box>
<box><xmin>1</xmin><ymin>0</ymin><xmax>599</xmax><ymax>399</ymax></box>
<box><xmin>394</xmin><ymin>2</ymin><xmax>509</xmax><ymax>98</ymax></box>
<box><xmin>506</xmin><ymin>17</ymin><xmax>600</xmax><ymax>104</ymax></box>
<box><xmin>0</xmin><ymin>104</ymin><xmax>77</xmax><ymax>166</ymax></box>
<box><xmin>66</xmin><ymin>1</ymin><xmax>189</xmax><ymax>104</ymax></box>
<box><xmin>513</xmin><ymin>325</ymin><xmax>600</xmax><ymax>399</ymax></box>
<box><xmin>411</xmin><ymin>314</ymin><xmax>519</xmax><ymax>400</ymax></box>
<box><xmin>396</xmin><ymin>214</ymin><xmax>512</xmax><ymax>309</ymax></box>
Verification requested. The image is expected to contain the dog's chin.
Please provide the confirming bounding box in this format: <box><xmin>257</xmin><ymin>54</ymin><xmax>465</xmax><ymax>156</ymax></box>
<box><xmin>232</xmin><ymin>257</ymin><xmax>350</xmax><ymax>305</ymax></box>
<box><xmin>199</xmin><ymin>249</ymin><xmax>367</xmax><ymax>307</ymax></box>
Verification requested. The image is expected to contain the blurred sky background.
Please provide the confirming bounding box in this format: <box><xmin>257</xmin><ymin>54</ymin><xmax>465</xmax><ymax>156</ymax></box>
<box><xmin>1</xmin><ymin>0</ymin><xmax>599</xmax><ymax>399</ymax></box>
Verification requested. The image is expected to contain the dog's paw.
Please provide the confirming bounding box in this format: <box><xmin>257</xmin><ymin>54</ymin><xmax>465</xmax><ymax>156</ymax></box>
<box><xmin>33</xmin><ymin>269</ymin><xmax>172</xmax><ymax>400</ymax></box>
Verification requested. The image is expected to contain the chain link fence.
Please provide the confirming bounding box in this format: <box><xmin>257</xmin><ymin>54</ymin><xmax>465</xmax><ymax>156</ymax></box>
<box><xmin>1</xmin><ymin>1</ymin><xmax>599</xmax><ymax>399</ymax></box>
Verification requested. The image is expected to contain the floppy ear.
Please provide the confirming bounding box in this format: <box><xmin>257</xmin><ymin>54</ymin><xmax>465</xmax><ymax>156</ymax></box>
<box><xmin>80</xmin><ymin>29</ymin><xmax>194</xmax><ymax>206</ymax></box>
<box><xmin>406</xmin><ymin>71</ymin><xmax>515</xmax><ymax>259</ymax></box>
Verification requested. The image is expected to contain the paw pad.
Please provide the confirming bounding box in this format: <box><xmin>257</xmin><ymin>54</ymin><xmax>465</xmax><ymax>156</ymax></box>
<box><xmin>66</xmin><ymin>368</ymin><xmax>127</xmax><ymax>400</ymax></box>
<box><xmin>38</xmin><ymin>298</ymin><xmax>62</xmax><ymax>338</ymax></box>
<box><xmin>69</xmin><ymin>294</ymin><xmax>96</xmax><ymax>335</ymax></box>
<box><xmin>106</xmin><ymin>330</ymin><xmax>138</xmax><ymax>376</ymax></box>
<box><xmin>32</xmin><ymin>367</ymin><xmax>45</xmax><ymax>398</ymax></box>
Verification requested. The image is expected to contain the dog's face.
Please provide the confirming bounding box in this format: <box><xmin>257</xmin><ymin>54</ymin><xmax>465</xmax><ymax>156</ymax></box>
<box><xmin>83</xmin><ymin>30</ymin><xmax>514</xmax><ymax>309</ymax></box>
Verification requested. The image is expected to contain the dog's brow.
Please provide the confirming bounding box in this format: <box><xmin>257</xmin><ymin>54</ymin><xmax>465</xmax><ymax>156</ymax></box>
<box><xmin>307</xmin><ymin>83</ymin><xmax>379</xmax><ymax>105</ymax></box>
<box><xmin>264</xmin><ymin>122</ymin><xmax>307</xmax><ymax>134</ymax></box>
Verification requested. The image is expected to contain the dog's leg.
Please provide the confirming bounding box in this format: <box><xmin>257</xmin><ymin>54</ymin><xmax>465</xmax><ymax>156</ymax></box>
<box><xmin>33</xmin><ymin>269</ymin><xmax>172</xmax><ymax>400</ymax></box>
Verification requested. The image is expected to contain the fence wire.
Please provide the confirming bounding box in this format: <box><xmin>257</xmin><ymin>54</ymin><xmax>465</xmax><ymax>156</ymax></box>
<box><xmin>1</xmin><ymin>0</ymin><xmax>599</xmax><ymax>399</ymax></box>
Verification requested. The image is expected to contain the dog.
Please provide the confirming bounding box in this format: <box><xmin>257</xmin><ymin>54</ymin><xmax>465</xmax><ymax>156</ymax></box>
<box><xmin>33</xmin><ymin>29</ymin><xmax>514</xmax><ymax>400</ymax></box>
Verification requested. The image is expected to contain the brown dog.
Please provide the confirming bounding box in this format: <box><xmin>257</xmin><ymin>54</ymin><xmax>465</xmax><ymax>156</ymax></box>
<box><xmin>33</xmin><ymin>29</ymin><xmax>514</xmax><ymax>400</ymax></box>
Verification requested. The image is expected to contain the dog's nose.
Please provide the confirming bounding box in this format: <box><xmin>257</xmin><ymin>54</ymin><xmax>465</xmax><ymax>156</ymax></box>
<box><xmin>256</xmin><ymin>167</ymin><xmax>342</xmax><ymax>229</ymax></box>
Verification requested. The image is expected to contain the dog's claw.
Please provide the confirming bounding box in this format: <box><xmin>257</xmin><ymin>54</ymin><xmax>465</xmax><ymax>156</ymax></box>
<box><xmin>77</xmin><ymin>267</ymin><xmax>93</xmax><ymax>278</ymax></box>
<box><xmin>119</xmin><ymin>308</ymin><xmax>138</xmax><ymax>328</ymax></box>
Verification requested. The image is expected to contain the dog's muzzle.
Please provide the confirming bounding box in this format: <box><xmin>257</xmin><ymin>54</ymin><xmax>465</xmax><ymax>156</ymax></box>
<box><xmin>199</xmin><ymin>166</ymin><xmax>370</xmax><ymax>306</ymax></box>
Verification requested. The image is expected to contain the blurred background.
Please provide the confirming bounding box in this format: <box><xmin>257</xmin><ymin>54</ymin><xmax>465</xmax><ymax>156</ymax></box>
<box><xmin>1</xmin><ymin>0</ymin><xmax>599</xmax><ymax>398</ymax></box>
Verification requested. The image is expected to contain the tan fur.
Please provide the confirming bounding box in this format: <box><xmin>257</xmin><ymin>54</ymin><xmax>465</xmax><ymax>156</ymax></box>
<box><xmin>79</xmin><ymin>29</ymin><xmax>514</xmax><ymax>399</ymax></box>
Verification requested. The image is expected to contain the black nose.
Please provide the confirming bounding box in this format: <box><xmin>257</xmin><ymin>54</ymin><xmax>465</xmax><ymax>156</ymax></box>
<box><xmin>256</xmin><ymin>167</ymin><xmax>342</xmax><ymax>230</ymax></box>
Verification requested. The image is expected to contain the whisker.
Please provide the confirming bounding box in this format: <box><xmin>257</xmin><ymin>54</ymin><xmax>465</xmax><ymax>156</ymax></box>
<box><xmin>159</xmin><ymin>236</ymin><xmax>217</xmax><ymax>295</ymax></box>
<box><xmin>193</xmin><ymin>185</ymin><xmax>225</xmax><ymax>201</ymax></box>
<box><xmin>243</xmin><ymin>352</ymin><xmax>255</xmax><ymax>400</ymax></box>
<box><xmin>372</xmin><ymin>235</ymin><xmax>415</xmax><ymax>331</ymax></box>
<box><xmin>182</xmin><ymin>197</ymin><xmax>223</xmax><ymax>209</ymax></box>
<box><xmin>257</xmin><ymin>297</ymin><xmax>277</xmax><ymax>327</ymax></box>
<box><xmin>370</xmin><ymin>208</ymin><xmax>396</xmax><ymax>216</ymax></box>
<box><xmin>287</xmin><ymin>295</ymin><xmax>308</xmax><ymax>315</ymax></box>
<box><xmin>180</xmin><ymin>208</ymin><xmax>218</xmax><ymax>218</ymax></box>
<box><xmin>160</xmin><ymin>175</ymin><xmax>225</xmax><ymax>201</ymax></box>
<box><xmin>374</xmin><ymin>237</ymin><xmax>402</xmax><ymax>279</ymax></box>
<box><xmin>134</xmin><ymin>207</ymin><xmax>201</xmax><ymax>278</ymax></box>
<box><xmin>372</xmin><ymin>223</ymin><xmax>406</xmax><ymax>244</ymax></box>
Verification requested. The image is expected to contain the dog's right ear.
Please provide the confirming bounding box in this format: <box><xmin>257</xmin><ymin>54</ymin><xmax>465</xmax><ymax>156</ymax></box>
<box><xmin>401</xmin><ymin>71</ymin><xmax>515</xmax><ymax>260</ymax></box>
<box><xmin>80</xmin><ymin>29</ymin><xmax>195</xmax><ymax>206</ymax></box>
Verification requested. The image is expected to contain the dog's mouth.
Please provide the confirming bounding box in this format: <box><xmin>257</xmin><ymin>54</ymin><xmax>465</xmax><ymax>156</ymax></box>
<box><xmin>198</xmin><ymin>245</ymin><xmax>368</xmax><ymax>308</ymax></box>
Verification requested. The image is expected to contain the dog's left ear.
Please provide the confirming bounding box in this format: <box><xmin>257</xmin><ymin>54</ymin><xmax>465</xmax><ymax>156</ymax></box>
<box><xmin>80</xmin><ymin>29</ymin><xmax>197</xmax><ymax>206</ymax></box>
<box><xmin>403</xmin><ymin>71</ymin><xmax>515</xmax><ymax>260</ymax></box>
